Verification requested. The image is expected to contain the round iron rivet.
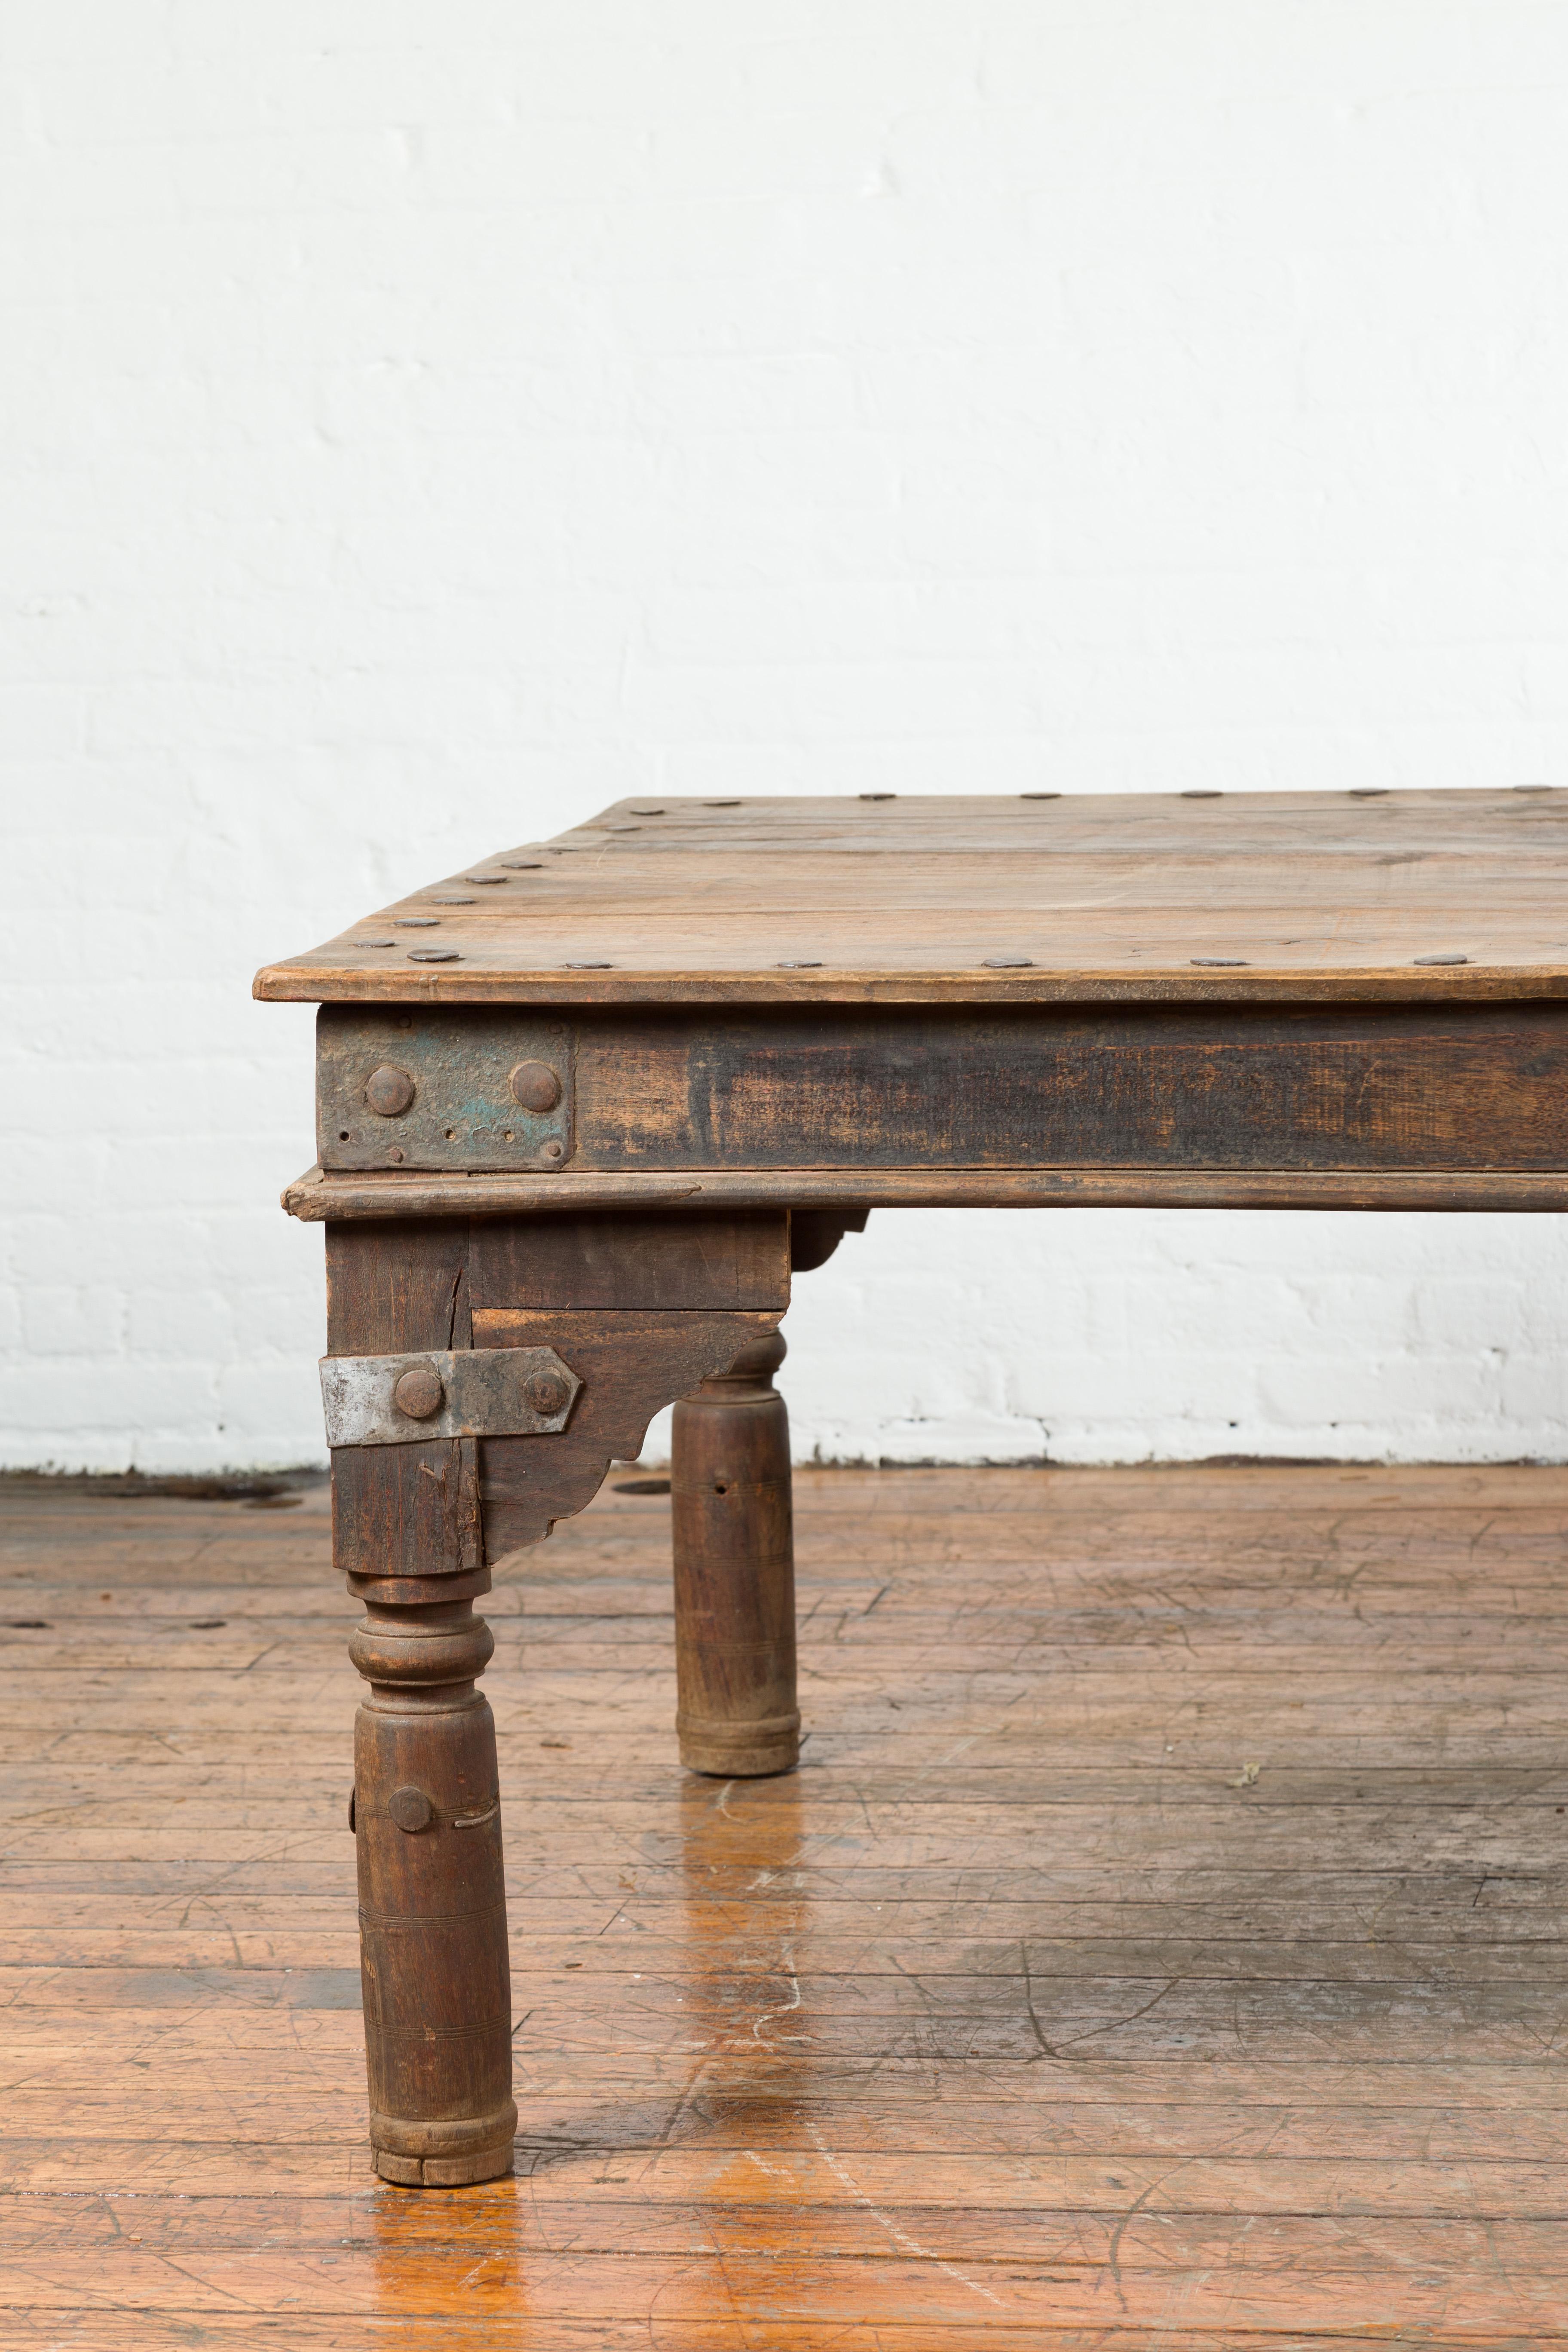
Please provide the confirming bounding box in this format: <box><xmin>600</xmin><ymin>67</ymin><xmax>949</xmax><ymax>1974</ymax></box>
<box><xmin>1180</xmin><ymin>790</ymin><xmax>1223</xmax><ymax>798</ymax></box>
<box><xmin>393</xmin><ymin>1365</ymin><xmax>444</xmax><ymax>1420</ymax></box>
<box><xmin>386</xmin><ymin>1146</ymin><xmax>404</xmax><ymax>1164</ymax></box>
<box><xmin>541</xmin><ymin>1139</ymin><xmax>565</xmax><ymax>1161</ymax></box>
<box><xmin>353</xmin><ymin>938</ymin><xmax>395</xmax><ymax>947</ymax></box>
<box><xmin>608</xmin><ymin>824</ymin><xmax>641</xmax><ymax>833</ymax></box>
<box><xmin>859</xmin><ymin>792</ymin><xmax>896</xmax><ymax>800</ymax></box>
<box><xmin>983</xmin><ymin>956</ymin><xmax>1034</xmax><ymax>969</ymax></box>
<box><xmin>464</xmin><ymin>873</ymin><xmax>508</xmax><ymax>884</ymax></box>
<box><xmin>409</xmin><ymin>948</ymin><xmax>460</xmax><ymax>962</ymax></box>
<box><xmin>430</xmin><ymin>895</ymin><xmax>475</xmax><ymax>905</ymax></box>
<box><xmin>395</xmin><ymin>917</ymin><xmax>439</xmax><ymax>927</ymax></box>
<box><xmin>509</xmin><ymin>1060</ymin><xmax>562</xmax><ymax>1113</ymax></box>
<box><xmin>389</xmin><ymin>1785</ymin><xmax>434</xmax><ymax>1834</ymax></box>
<box><xmin>1020</xmin><ymin>792</ymin><xmax>1060</xmax><ymax>800</ymax></box>
<box><xmin>364</xmin><ymin>1064</ymin><xmax>416</xmax><ymax>1118</ymax></box>
<box><xmin>564</xmin><ymin>960</ymin><xmax>611</xmax><ymax>968</ymax></box>
<box><xmin>1191</xmin><ymin>957</ymin><xmax>1249</xmax><ymax>967</ymax></box>
<box><xmin>1514</xmin><ymin>784</ymin><xmax>1551</xmax><ymax>792</ymax></box>
<box><xmin>1414</xmin><ymin>953</ymin><xmax>1468</xmax><ymax>966</ymax></box>
<box><xmin>778</xmin><ymin>959</ymin><xmax>822</xmax><ymax>968</ymax></box>
<box><xmin>630</xmin><ymin>806</ymin><xmax>665</xmax><ymax>815</ymax></box>
<box><xmin>1348</xmin><ymin>788</ymin><xmax>1389</xmax><ymax>797</ymax></box>
<box><xmin>704</xmin><ymin>799</ymin><xmax>741</xmax><ymax>807</ymax></box>
<box><xmin>524</xmin><ymin>1371</ymin><xmax>570</xmax><ymax>1416</ymax></box>
<box><xmin>501</xmin><ymin>859</ymin><xmax>544</xmax><ymax>869</ymax></box>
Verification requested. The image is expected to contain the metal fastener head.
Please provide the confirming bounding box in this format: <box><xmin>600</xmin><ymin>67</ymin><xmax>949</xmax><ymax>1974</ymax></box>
<box><xmin>1020</xmin><ymin>792</ymin><xmax>1060</xmax><ymax>800</ymax></box>
<box><xmin>564</xmin><ymin>960</ymin><xmax>611</xmax><ymax>968</ymax></box>
<box><xmin>389</xmin><ymin>1785</ymin><xmax>434</xmax><ymax>1834</ymax></box>
<box><xmin>408</xmin><ymin>948</ymin><xmax>460</xmax><ymax>962</ymax></box>
<box><xmin>353</xmin><ymin>938</ymin><xmax>395</xmax><ymax>947</ymax></box>
<box><xmin>364</xmin><ymin>1065</ymin><xmax>416</xmax><ymax>1117</ymax></box>
<box><xmin>501</xmin><ymin>859</ymin><xmax>543</xmax><ymax>869</ymax></box>
<box><xmin>524</xmin><ymin>1370</ymin><xmax>570</xmax><ymax>1416</ymax></box>
<box><xmin>395</xmin><ymin>917</ymin><xmax>439</xmax><ymax>927</ymax></box>
<box><xmin>392</xmin><ymin>1365</ymin><xmax>444</xmax><ymax>1420</ymax></box>
<box><xmin>982</xmin><ymin>956</ymin><xmax>1034</xmax><ymax>968</ymax></box>
<box><xmin>1414</xmin><ymin>952</ymin><xmax>1468</xmax><ymax>966</ymax></box>
<box><xmin>859</xmin><ymin>792</ymin><xmax>896</xmax><ymax>800</ymax></box>
<box><xmin>1191</xmin><ymin>957</ymin><xmax>1249</xmax><ymax>967</ymax></box>
<box><xmin>704</xmin><ymin>799</ymin><xmax>740</xmax><ymax>807</ymax></box>
<box><xmin>778</xmin><ymin>959</ymin><xmax>822</xmax><ymax>968</ymax></box>
<box><xmin>1348</xmin><ymin>788</ymin><xmax>1389</xmax><ymax>797</ymax></box>
<box><xmin>630</xmin><ymin>806</ymin><xmax>665</xmax><ymax>815</ymax></box>
<box><xmin>540</xmin><ymin>1139</ymin><xmax>565</xmax><ymax>1162</ymax></box>
<box><xmin>1180</xmin><ymin>790</ymin><xmax>1222</xmax><ymax>798</ymax></box>
<box><xmin>464</xmin><ymin>873</ymin><xmax>508</xmax><ymax>883</ymax></box>
<box><xmin>430</xmin><ymin>895</ymin><xmax>475</xmax><ymax>905</ymax></box>
<box><xmin>509</xmin><ymin>1060</ymin><xmax>562</xmax><ymax>1113</ymax></box>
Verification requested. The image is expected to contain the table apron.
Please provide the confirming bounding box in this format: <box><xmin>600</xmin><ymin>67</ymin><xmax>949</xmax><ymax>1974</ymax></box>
<box><xmin>316</xmin><ymin>1001</ymin><xmax>1568</xmax><ymax>1181</ymax></box>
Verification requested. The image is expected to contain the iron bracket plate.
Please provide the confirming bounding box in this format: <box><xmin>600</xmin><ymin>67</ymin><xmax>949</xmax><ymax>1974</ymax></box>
<box><xmin>316</xmin><ymin>1007</ymin><xmax>575</xmax><ymax>1172</ymax></box>
<box><xmin>320</xmin><ymin>1347</ymin><xmax>582</xmax><ymax>1448</ymax></box>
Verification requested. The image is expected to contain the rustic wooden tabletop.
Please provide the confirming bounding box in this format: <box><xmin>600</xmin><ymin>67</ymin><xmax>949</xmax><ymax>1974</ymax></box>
<box><xmin>254</xmin><ymin>787</ymin><xmax>1568</xmax><ymax>1007</ymax></box>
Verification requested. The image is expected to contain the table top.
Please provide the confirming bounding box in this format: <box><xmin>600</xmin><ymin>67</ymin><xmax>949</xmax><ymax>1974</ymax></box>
<box><xmin>254</xmin><ymin>787</ymin><xmax>1568</xmax><ymax>1007</ymax></box>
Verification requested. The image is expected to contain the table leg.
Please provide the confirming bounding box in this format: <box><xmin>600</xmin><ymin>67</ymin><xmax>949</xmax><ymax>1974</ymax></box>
<box><xmin>671</xmin><ymin>1332</ymin><xmax>800</xmax><ymax>1777</ymax></box>
<box><xmin>326</xmin><ymin>1219</ymin><xmax>516</xmax><ymax>2187</ymax></box>
<box><xmin>349</xmin><ymin>1582</ymin><xmax>516</xmax><ymax>2185</ymax></box>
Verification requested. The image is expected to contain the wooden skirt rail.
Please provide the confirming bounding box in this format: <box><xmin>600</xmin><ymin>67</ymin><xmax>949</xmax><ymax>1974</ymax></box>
<box><xmin>3</xmin><ymin>1461</ymin><xmax>1568</xmax><ymax>2346</ymax></box>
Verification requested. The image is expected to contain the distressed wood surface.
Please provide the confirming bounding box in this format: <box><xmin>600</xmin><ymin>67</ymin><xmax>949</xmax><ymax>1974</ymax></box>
<box><xmin>564</xmin><ymin>1001</ymin><xmax>1568</xmax><ymax>1173</ymax></box>
<box><xmin>3</xmin><ymin>1462</ymin><xmax>1568</xmax><ymax>2343</ymax></box>
<box><xmin>326</xmin><ymin>1220</ymin><xmax>479</xmax><ymax>1581</ymax></box>
<box><xmin>253</xmin><ymin>786</ymin><xmax>1568</xmax><ymax>1005</ymax></box>
<box><xmin>312</xmin><ymin>1000</ymin><xmax>1568</xmax><ymax>1184</ymax></box>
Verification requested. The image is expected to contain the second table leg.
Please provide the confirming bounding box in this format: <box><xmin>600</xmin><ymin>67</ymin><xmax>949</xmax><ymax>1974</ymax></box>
<box><xmin>671</xmin><ymin>1332</ymin><xmax>800</xmax><ymax>1777</ymax></box>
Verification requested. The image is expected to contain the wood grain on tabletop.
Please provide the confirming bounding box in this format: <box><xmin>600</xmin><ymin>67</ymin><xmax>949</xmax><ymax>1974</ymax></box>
<box><xmin>250</xmin><ymin>786</ymin><xmax>1568</xmax><ymax>1003</ymax></box>
<box><xmin>2</xmin><ymin>1461</ymin><xmax>1568</xmax><ymax>2344</ymax></box>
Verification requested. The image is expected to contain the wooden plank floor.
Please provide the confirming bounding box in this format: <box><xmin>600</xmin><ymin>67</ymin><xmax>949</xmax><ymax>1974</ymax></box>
<box><xmin>2</xmin><ymin>1461</ymin><xmax>1566</xmax><ymax>2347</ymax></box>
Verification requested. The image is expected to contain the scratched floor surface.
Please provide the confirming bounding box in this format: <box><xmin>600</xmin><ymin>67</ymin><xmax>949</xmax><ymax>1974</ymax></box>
<box><xmin>1</xmin><ymin>1461</ymin><xmax>1566</xmax><ymax>2347</ymax></box>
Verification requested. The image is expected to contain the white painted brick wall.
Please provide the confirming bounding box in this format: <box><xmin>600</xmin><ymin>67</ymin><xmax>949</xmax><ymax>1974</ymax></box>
<box><xmin>4</xmin><ymin>3</ymin><xmax>1567</xmax><ymax>1473</ymax></box>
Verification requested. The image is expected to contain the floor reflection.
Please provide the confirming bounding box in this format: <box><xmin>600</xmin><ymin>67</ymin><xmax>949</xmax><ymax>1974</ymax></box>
<box><xmin>646</xmin><ymin>1768</ymin><xmax>819</xmax><ymax>2344</ymax></box>
<box><xmin>358</xmin><ymin>1764</ymin><xmax>817</xmax><ymax>2341</ymax></box>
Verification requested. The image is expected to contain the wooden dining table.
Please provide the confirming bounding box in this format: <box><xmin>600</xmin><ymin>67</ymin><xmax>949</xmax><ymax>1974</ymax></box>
<box><xmin>255</xmin><ymin>784</ymin><xmax>1568</xmax><ymax>2186</ymax></box>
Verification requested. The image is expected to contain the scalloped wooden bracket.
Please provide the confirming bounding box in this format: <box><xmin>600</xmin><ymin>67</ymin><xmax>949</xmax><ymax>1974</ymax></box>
<box><xmin>473</xmin><ymin>1308</ymin><xmax>782</xmax><ymax>1552</ymax></box>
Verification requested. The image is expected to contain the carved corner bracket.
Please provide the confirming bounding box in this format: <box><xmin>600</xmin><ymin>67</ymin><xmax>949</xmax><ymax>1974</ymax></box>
<box><xmin>473</xmin><ymin>1309</ymin><xmax>783</xmax><ymax>1552</ymax></box>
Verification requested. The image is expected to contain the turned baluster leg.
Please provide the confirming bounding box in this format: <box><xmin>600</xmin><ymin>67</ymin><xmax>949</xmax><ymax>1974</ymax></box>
<box><xmin>349</xmin><ymin>1578</ymin><xmax>516</xmax><ymax>2185</ymax></box>
<box><xmin>671</xmin><ymin>1332</ymin><xmax>799</xmax><ymax>1777</ymax></box>
<box><xmin>326</xmin><ymin>1216</ymin><xmax>515</xmax><ymax>2189</ymax></box>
